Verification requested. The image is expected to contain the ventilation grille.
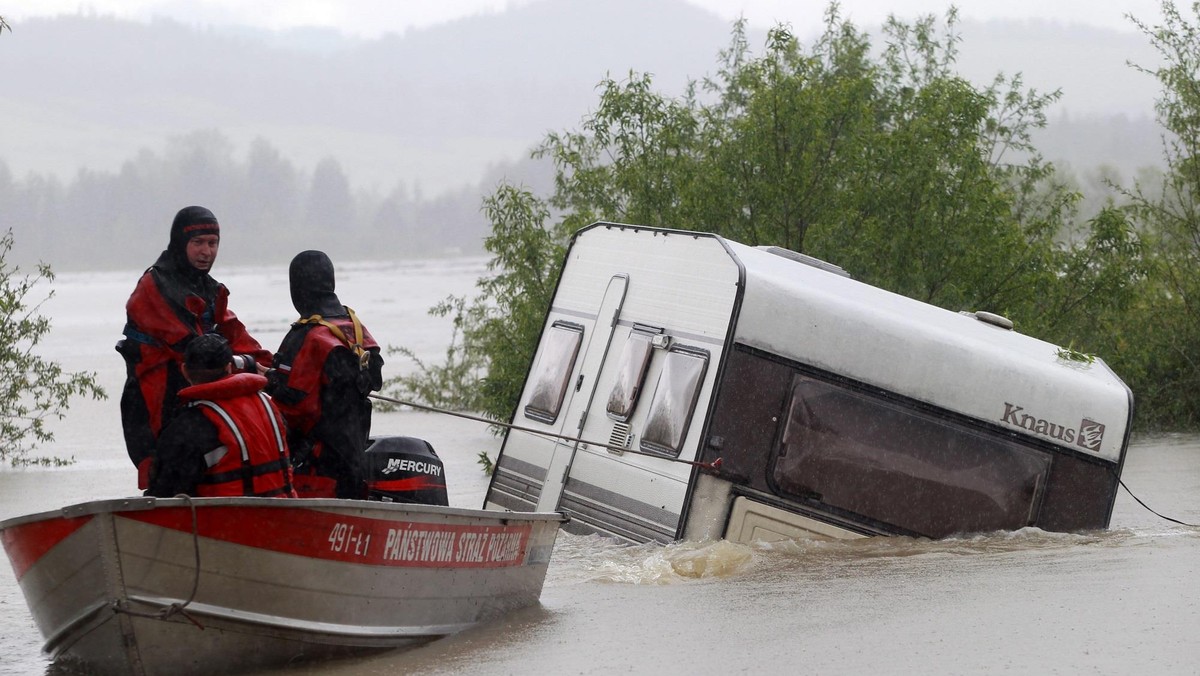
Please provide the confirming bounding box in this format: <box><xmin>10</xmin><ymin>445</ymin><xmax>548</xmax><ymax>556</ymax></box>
<box><xmin>608</xmin><ymin>422</ymin><xmax>632</xmax><ymax>454</ymax></box>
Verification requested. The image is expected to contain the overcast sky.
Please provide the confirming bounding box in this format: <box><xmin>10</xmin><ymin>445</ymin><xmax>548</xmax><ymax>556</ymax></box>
<box><xmin>10</xmin><ymin>0</ymin><xmax>1169</xmax><ymax>37</ymax></box>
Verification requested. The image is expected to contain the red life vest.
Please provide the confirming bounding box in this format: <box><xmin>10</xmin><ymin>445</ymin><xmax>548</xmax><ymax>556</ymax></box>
<box><xmin>179</xmin><ymin>373</ymin><xmax>295</xmax><ymax>498</ymax></box>
<box><xmin>269</xmin><ymin>309</ymin><xmax>380</xmax><ymax>499</ymax></box>
<box><xmin>273</xmin><ymin>310</ymin><xmax>379</xmax><ymax>439</ymax></box>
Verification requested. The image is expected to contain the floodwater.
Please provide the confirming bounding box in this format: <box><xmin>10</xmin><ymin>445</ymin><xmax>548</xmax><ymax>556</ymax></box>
<box><xmin>2</xmin><ymin>261</ymin><xmax>1198</xmax><ymax>676</ymax></box>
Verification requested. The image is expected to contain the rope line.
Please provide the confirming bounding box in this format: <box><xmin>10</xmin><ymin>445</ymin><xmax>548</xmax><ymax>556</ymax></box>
<box><xmin>368</xmin><ymin>393</ymin><xmax>722</xmax><ymax>471</ymax></box>
<box><xmin>112</xmin><ymin>495</ymin><xmax>205</xmax><ymax>629</ymax></box>
<box><xmin>1118</xmin><ymin>476</ymin><xmax>1198</xmax><ymax>527</ymax></box>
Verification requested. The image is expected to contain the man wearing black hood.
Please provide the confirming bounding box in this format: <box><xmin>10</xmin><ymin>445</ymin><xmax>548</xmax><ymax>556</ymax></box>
<box><xmin>265</xmin><ymin>250</ymin><xmax>384</xmax><ymax>499</ymax></box>
<box><xmin>119</xmin><ymin>206</ymin><xmax>272</xmax><ymax>489</ymax></box>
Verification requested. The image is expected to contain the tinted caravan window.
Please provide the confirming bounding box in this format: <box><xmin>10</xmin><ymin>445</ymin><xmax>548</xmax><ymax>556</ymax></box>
<box><xmin>772</xmin><ymin>374</ymin><xmax>1052</xmax><ymax>538</ymax></box>
<box><xmin>523</xmin><ymin>321</ymin><xmax>584</xmax><ymax>424</ymax></box>
<box><xmin>606</xmin><ymin>329</ymin><xmax>657</xmax><ymax>422</ymax></box>
<box><xmin>640</xmin><ymin>346</ymin><xmax>709</xmax><ymax>457</ymax></box>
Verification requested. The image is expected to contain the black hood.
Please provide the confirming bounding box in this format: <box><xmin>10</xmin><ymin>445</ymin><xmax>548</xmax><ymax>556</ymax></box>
<box><xmin>151</xmin><ymin>206</ymin><xmax>221</xmax><ymax>295</ymax></box>
<box><xmin>169</xmin><ymin>206</ymin><xmax>219</xmax><ymax>252</ymax></box>
<box><xmin>155</xmin><ymin>206</ymin><xmax>220</xmax><ymax>285</ymax></box>
<box><xmin>290</xmin><ymin>250</ymin><xmax>345</xmax><ymax>318</ymax></box>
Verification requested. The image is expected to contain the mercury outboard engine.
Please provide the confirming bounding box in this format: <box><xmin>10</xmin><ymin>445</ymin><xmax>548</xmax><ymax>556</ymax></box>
<box><xmin>363</xmin><ymin>436</ymin><xmax>449</xmax><ymax>506</ymax></box>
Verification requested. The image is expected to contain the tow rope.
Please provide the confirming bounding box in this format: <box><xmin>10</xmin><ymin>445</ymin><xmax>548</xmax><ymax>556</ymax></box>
<box><xmin>368</xmin><ymin>393</ymin><xmax>723</xmax><ymax>472</ymax></box>
<box><xmin>112</xmin><ymin>495</ymin><xmax>205</xmax><ymax>629</ymax></box>
<box><xmin>1117</xmin><ymin>475</ymin><xmax>1198</xmax><ymax>527</ymax></box>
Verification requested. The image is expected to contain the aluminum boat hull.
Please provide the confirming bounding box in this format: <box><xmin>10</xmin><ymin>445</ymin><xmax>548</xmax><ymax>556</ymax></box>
<box><xmin>1</xmin><ymin>496</ymin><xmax>565</xmax><ymax>676</ymax></box>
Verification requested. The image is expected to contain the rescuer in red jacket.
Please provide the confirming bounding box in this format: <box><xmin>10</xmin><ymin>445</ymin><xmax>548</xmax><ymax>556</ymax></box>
<box><xmin>147</xmin><ymin>333</ymin><xmax>296</xmax><ymax>498</ymax></box>
<box><xmin>119</xmin><ymin>206</ymin><xmax>272</xmax><ymax>489</ymax></box>
<box><xmin>265</xmin><ymin>250</ymin><xmax>384</xmax><ymax>499</ymax></box>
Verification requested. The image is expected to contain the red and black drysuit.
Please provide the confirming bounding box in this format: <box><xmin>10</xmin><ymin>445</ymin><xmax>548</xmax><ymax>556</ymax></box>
<box><xmin>147</xmin><ymin>372</ymin><xmax>296</xmax><ymax>498</ymax></box>
<box><xmin>119</xmin><ymin>207</ymin><xmax>271</xmax><ymax>488</ymax></box>
<box><xmin>265</xmin><ymin>250</ymin><xmax>384</xmax><ymax>499</ymax></box>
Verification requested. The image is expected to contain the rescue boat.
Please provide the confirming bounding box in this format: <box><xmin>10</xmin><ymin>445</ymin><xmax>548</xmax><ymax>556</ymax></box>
<box><xmin>0</xmin><ymin>437</ymin><xmax>565</xmax><ymax>676</ymax></box>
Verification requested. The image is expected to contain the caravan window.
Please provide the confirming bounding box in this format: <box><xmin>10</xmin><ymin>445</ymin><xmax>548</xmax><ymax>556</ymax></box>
<box><xmin>605</xmin><ymin>329</ymin><xmax>657</xmax><ymax>422</ymax></box>
<box><xmin>772</xmin><ymin>374</ymin><xmax>1052</xmax><ymax>537</ymax></box>
<box><xmin>639</xmin><ymin>346</ymin><xmax>709</xmax><ymax>457</ymax></box>
<box><xmin>523</xmin><ymin>321</ymin><xmax>584</xmax><ymax>424</ymax></box>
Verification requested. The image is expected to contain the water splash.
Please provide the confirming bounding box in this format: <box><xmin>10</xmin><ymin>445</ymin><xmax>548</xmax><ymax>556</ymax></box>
<box><xmin>548</xmin><ymin>533</ymin><xmax>755</xmax><ymax>585</ymax></box>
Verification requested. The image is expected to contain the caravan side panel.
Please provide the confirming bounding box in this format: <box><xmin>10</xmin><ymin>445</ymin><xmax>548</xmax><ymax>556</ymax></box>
<box><xmin>703</xmin><ymin>345</ymin><xmax>1122</xmax><ymax>538</ymax></box>
<box><xmin>692</xmin><ymin>242</ymin><xmax>1132</xmax><ymax>538</ymax></box>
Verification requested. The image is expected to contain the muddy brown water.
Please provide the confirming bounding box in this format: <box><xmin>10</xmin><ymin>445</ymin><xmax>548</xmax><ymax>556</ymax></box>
<box><xmin>2</xmin><ymin>263</ymin><xmax>1197</xmax><ymax>676</ymax></box>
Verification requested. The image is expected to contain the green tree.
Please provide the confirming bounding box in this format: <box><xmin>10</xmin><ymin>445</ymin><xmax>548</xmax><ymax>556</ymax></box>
<box><xmin>537</xmin><ymin>9</ymin><xmax>1082</xmax><ymax>318</ymax></box>
<box><xmin>0</xmin><ymin>230</ymin><xmax>106</xmax><ymax>466</ymax></box>
<box><xmin>397</xmin><ymin>6</ymin><xmax>1147</xmax><ymax>427</ymax></box>
<box><xmin>1026</xmin><ymin>207</ymin><xmax>1149</xmax><ymax>363</ymax></box>
<box><xmin>385</xmin><ymin>186</ymin><xmax>562</xmax><ymax>423</ymax></box>
<box><xmin>1123</xmin><ymin>1</ymin><xmax>1200</xmax><ymax>427</ymax></box>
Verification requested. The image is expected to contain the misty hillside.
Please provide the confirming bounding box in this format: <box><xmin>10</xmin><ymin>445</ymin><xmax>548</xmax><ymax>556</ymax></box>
<box><xmin>0</xmin><ymin>0</ymin><xmax>736</xmax><ymax>195</ymax></box>
<box><xmin>0</xmin><ymin>0</ymin><xmax>1170</xmax><ymax>270</ymax></box>
<box><xmin>956</xmin><ymin>19</ymin><xmax>1163</xmax><ymax>176</ymax></box>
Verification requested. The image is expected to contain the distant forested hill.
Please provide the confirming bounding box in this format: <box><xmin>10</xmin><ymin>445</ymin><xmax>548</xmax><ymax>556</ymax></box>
<box><xmin>0</xmin><ymin>1</ymin><xmax>1167</xmax><ymax>269</ymax></box>
<box><xmin>0</xmin><ymin>0</ymin><xmax>733</xmax><ymax>195</ymax></box>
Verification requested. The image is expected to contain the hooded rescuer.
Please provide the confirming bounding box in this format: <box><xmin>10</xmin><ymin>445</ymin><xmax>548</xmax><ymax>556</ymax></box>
<box><xmin>118</xmin><ymin>206</ymin><xmax>272</xmax><ymax>489</ymax></box>
<box><xmin>265</xmin><ymin>250</ymin><xmax>384</xmax><ymax>499</ymax></box>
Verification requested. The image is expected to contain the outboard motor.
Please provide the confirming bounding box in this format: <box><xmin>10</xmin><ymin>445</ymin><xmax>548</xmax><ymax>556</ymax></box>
<box><xmin>364</xmin><ymin>436</ymin><xmax>449</xmax><ymax>506</ymax></box>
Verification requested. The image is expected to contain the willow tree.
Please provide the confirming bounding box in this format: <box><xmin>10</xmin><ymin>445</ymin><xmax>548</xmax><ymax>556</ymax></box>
<box><xmin>538</xmin><ymin>9</ymin><xmax>1081</xmax><ymax>316</ymax></box>
<box><xmin>1117</xmin><ymin>1</ymin><xmax>1200</xmax><ymax>428</ymax></box>
<box><xmin>385</xmin><ymin>187</ymin><xmax>562</xmax><ymax>423</ymax></box>
<box><xmin>0</xmin><ymin>231</ymin><xmax>106</xmax><ymax>465</ymax></box>
<box><xmin>397</xmin><ymin>6</ymin><xmax>1147</xmax><ymax>425</ymax></box>
<box><xmin>0</xmin><ymin>13</ymin><xmax>108</xmax><ymax>465</ymax></box>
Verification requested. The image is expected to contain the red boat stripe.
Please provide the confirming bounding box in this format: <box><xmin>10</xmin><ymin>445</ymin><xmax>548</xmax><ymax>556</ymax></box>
<box><xmin>368</xmin><ymin>477</ymin><xmax>446</xmax><ymax>492</ymax></box>
<box><xmin>1</xmin><ymin>516</ymin><xmax>94</xmax><ymax>581</ymax></box>
<box><xmin>121</xmin><ymin>505</ymin><xmax>534</xmax><ymax>568</ymax></box>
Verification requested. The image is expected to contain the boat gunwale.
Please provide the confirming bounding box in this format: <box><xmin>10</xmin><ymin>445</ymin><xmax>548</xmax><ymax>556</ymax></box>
<box><xmin>0</xmin><ymin>496</ymin><xmax>567</xmax><ymax>530</ymax></box>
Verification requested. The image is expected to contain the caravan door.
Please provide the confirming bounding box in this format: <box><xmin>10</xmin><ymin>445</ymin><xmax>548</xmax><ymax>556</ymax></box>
<box><xmin>533</xmin><ymin>274</ymin><xmax>628</xmax><ymax>511</ymax></box>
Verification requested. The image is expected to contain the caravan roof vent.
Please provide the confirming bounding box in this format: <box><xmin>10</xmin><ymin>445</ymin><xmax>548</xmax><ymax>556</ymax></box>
<box><xmin>972</xmin><ymin>311</ymin><xmax>1014</xmax><ymax>330</ymax></box>
<box><xmin>756</xmin><ymin>246</ymin><xmax>851</xmax><ymax>278</ymax></box>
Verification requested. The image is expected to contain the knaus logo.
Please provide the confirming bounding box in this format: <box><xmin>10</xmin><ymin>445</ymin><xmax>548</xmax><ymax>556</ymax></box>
<box><xmin>1001</xmin><ymin>403</ymin><xmax>1105</xmax><ymax>452</ymax></box>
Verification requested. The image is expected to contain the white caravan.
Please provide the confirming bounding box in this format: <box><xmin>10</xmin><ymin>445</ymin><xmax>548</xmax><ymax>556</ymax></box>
<box><xmin>483</xmin><ymin>223</ymin><xmax>1133</xmax><ymax>543</ymax></box>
